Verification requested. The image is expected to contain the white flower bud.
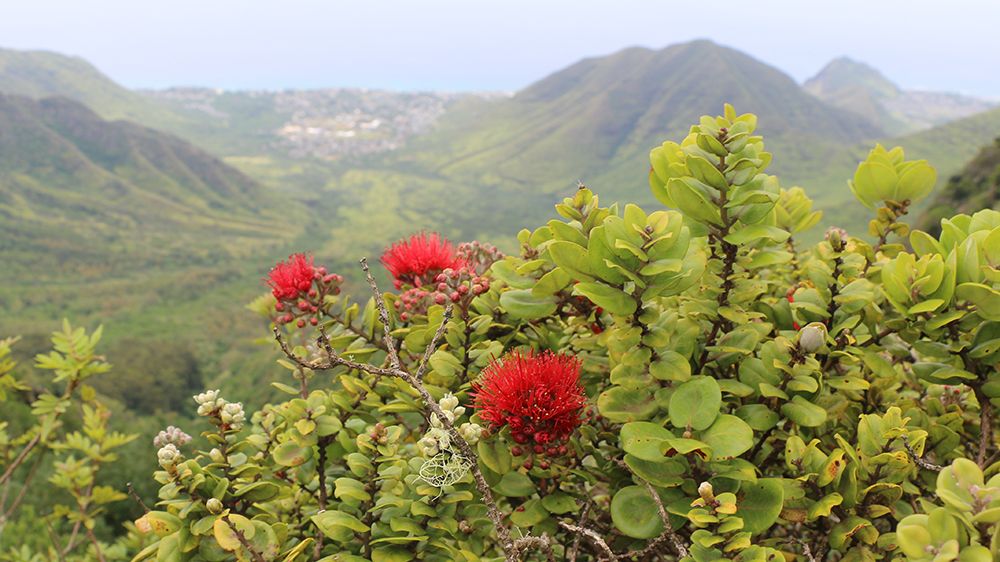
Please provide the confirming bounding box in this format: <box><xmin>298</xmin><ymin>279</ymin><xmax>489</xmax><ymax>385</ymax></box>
<box><xmin>698</xmin><ymin>481</ymin><xmax>715</xmax><ymax>502</ymax></box>
<box><xmin>798</xmin><ymin>322</ymin><xmax>828</xmax><ymax>354</ymax></box>
<box><xmin>459</xmin><ymin>422</ymin><xmax>483</xmax><ymax>445</ymax></box>
<box><xmin>157</xmin><ymin>444</ymin><xmax>182</xmax><ymax>469</ymax></box>
<box><xmin>418</xmin><ymin>436</ymin><xmax>439</xmax><ymax>456</ymax></box>
<box><xmin>439</xmin><ymin>393</ymin><xmax>459</xmax><ymax>412</ymax></box>
<box><xmin>153</xmin><ymin>425</ymin><xmax>192</xmax><ymax>448</ymax></box>
<box><xmin>220</xmin><ymin>402</ymin><xmax>246</xmax><ymax>430</ymax></box>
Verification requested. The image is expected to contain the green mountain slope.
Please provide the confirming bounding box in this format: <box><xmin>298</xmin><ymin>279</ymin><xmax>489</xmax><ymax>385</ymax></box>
<box><xmin>320</xmin><ymin>40</ymin><xmax>884</xmax><ymax>251</ymax></box>
<box><xmin>0</xmin><ymin>94</ymin><xmax>306</xmax><ymax>377</ymax></box>
<box><xmin>0</xmin><ymin>94</ymin><xmax>287</xmax><ymax>275</ymax></box>
<box><xmin>401</xmin><ymin>41</ymin><xmax>879</xmax><ymax>197</ymax></box>
<box><xmin>804</xmin><ymin>57</ymin><xmax>995</xmax><ymax>135</ymax></box>
<box><xmin>0</xmin><ymin>47</ymin><xmax>188</xmax><ymax>126</ymax></box>
<box><xmin>917</xmin><ymin>137</ymin><xmax>1000</xmax><ymax>233</ymax></box>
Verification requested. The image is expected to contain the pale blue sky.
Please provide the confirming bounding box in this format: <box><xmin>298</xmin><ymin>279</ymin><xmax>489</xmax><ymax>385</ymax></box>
<box><xmin>1</xmin><ymin>0</ymin><xmax>997</xmax><ymax>96</ymax></box>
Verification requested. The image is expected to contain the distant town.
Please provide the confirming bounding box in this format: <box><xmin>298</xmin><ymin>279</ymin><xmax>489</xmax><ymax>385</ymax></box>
<box><xmin>145</xmin><ymin>87</ymin><xmax>507</xmax><ymax>159</ymax></box>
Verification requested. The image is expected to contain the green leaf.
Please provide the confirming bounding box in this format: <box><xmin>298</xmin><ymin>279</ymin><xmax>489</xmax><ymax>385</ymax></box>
<box><xmin>477</xmin><ymin>440</ymin><xmax>513</xmax><ymax>474</ymax></box>
<box><xmin>214</xmin><ymin>515</ymin><xmax>255</xmax><ymax>551</ymax></box>
<box><xmin>273</xmin><ymin>441</ymin><xmax>313</xmax><ymax>467</ymax></box>
<box><xmin>572</xmin><ymin>282</ymin><xmax>637</xmax><ymax>316</ymax></box>
<box><xmin>156</xmin><ymin>533</ymin><xmax>182</xmax><ymax>562</ymax></box>
<box><xmin>723</xmin><ymin>224</ymin><xmax>790</xmax><ymax>246</ymax></box>
<box><xmin>510</xmin><ymin>498</ymin><xmax>550</xmax><ymax>527</ymax></box>
<box><xmin>311</xmin><ymin>510</ymin><xmax>369</xmax><ymax>537</ymax></box>
<box><xmin>145</xmin><ymin>511</ymin><xmax>182</xmax><ymax>537</ymax></box>
<box><xmin>739</xmin><ymin>479</ymin><xmax>784</xmax><ymax>534</ymax></box>
<box><xmin>494</xmin><ymin>471</ymin><xmax>535</xmax><ymax>497</ymax></box>
<box><xmin>700</xmin><ymin>415</ymin><xmax>754</xmax><ymax>459</ymax></box>
<box><xmin>620</xmin><ymin>421</ymin><xmax>674</xmax><ymax>461</ymax></box>
<box><xmin>234</xmin><ymin>481</ymin><xmax>280</xmax><ymax>503</ymax></box>
<box><xmin>547</xmin><ymin>241</ymin><xmax>594</xmax><ymax>282</ymax></box>
<box><xmin>541</xmin><ymin>492</ymin><xmax>578</xmax><ymax>514</ymax></box>
<box><xmin>597</xmin><ymin>387</ymin><xmax>659</xmax><ymax>422</ymax></box>
<box><xmin>499</xmin><ymin>289</ymin><xmax>558</xmax><ymax>320</ymax></box>
<box><xmin>611</xmin><ymin>486</ymin><xmax>664</xmax><ymax>539</ymax></box>
<box><xmin>668</xmin><ymin>376</ymin><xmax>722</xmax><ymax>431</ymax></box>
<box><xmin>780</xmin><ymin>395</ymin><xmax>827</xmax><ymax>427</ymax></box>
<box><xmin>667</xmin><ymin>178</ymin><xmax>723</xmax><ymax>226</ymax></box>
<box><xmin>624</xmin><ymin>455</ymin><xmax>686</xmax><ymax>488</ymax></box>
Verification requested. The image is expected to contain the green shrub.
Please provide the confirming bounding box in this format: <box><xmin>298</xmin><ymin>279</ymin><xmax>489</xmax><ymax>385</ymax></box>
<box><xmin>6</xmin><ymin>105</ymin><xmax>1000</xmax><ymax>561</ymax></box>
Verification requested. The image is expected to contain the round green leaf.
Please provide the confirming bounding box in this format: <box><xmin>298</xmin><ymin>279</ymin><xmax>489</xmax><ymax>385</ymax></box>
<box><xmin>499</xmin><ymin>289</ymin><xmax>558</xmax><ymax>320</ymax></box>
<box><xmin>780</xmin><ymin>395</ymin><xmax>827</xmax><ymax>427</ymax></box>
<box><xmin>494</xmin><ymin>471</ymin><xmax>535</xmax><ymax>497</ymax></box>
<box><xmin>739</xmin><ymin>478</ymin><xmax>784</xmax><ymax>534</ymax></box>
<box><xmin>620</xmin><ymin>421</ymin><xmax>674</xmax><ymax>461</ymax></box>
<box><xmin>610</xmin><ymin>485</ymin><xmax>664</xmax><ymax>539</ymax></box>
<box><xmin>668</xmin><ymin>376</ymin><xmax>721</xmax><ymax>430</ymax></box>
<box><xmin>700</xmin><ymin>414</ymin><xmax>754</xmax><ymax>459</ymax></box>
<box><xmin>273</xmin><ymin>441</ymin><xmax>313</xmax><ymax>467</ymax></box>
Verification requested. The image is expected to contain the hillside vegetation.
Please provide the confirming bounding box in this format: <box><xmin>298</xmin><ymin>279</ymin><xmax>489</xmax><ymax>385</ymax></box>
<box><xmin>918</xmin><ymin>136</ymin><xmax>1000</xmax><ymax>233</ymax></box>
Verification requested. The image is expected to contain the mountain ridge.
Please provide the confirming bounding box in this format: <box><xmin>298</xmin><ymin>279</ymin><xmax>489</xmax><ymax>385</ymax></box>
<box><xmin>804</xmin><ymin>56</ymin><xmax>995</xmax><ymax>134</ymax></box>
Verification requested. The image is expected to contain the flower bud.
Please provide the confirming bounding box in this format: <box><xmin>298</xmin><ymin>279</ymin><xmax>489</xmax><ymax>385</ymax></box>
<box><xmin>698</xmin><ymin>481</ymin><xmax>715</xmax><ymax>502</ymax></box>
<box><xmin>439</xmin><ymin>393</ymin><xmax>460</xmax><ymax>412</ymax></box>
<box><xmin>157</xmin><ymin>444</ymin><xmax>182</xmax><ymax>470</ymax></box>
<box><xmin>825</xmin><ymin>226</ymin><xmax>848</xmax><ymax>251</ymax></box>
<box><xmin>798</xmin><ymin>322</ymin><xmax>828</xmax><ymax>354</ymax></box>
<box><xmin>153</xmin><ymin>425</ymin><xmax>192</xmax><ymax>448</ymax></box>
<box><xmin>220</xmin><ymin>402</ymin><xmax>246</xmax><ymax>430</ymax></box>
<box><xmin>459</xmin><ymin>422</ymin><xmax>483</xmax><ymax>445</ymax></box>
<box><xmin>206</xmin><ymin>498</ymin><xmax>224</xmax><ymax>514</ymax></box>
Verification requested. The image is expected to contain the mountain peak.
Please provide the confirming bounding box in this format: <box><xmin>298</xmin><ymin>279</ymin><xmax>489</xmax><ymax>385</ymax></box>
<box><xmin>804</xmin><ymin>57</ymin><xmax>900</xmax><ymax>98</ymax></box>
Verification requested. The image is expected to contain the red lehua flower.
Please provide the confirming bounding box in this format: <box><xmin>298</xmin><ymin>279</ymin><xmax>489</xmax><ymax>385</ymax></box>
<box><xmin>472</xmin><ymin>350</ymin><xmax>587</xmax><ymax>447</ymax></box>
<box><xmin>381</xmin><ymin>232</ymin><xmax>465</xmax><ymax>287</ymax></box>
<box><xmin>266</xmin><ymin>253</ymin><xmax>316</xmax><ymax>300</ymax></box>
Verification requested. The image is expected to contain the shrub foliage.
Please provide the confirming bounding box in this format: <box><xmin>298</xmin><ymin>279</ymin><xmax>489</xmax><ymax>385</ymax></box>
<box><xmin>3</xmin><ymin>105</ymin><xmax>1000</xmax><ymax>561</ymax></box>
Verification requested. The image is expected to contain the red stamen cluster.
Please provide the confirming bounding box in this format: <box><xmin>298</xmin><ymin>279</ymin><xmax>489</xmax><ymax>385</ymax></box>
<box><xmin>265</xmin><ymin>253</ymin><xmax>343</xmax><ymax>328</ymax></box>
<box><xmin>381</xmin><ymin>232</ymin><xmax>466</xmax><ymax>289</ymax></box>
<box><xmin>472</xmin><ymin>350</ymin><xmax>587</xmax><ymax>459</ymax></box>
<box><xmin>387</xmin><ymin>239</ymin><xmax>501</xmax><ymax>322</ymax></box>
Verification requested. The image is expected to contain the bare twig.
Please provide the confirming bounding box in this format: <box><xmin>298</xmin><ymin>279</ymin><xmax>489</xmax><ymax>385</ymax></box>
<box><xmin>416</xmin><ymin>304</ymin><xmax>454</xmax><ymax>381</ymax></box>
<box><xmin>558</xmin><ymin>521</ymin><xmax>615</xmax><ymax>561</ymax></box>
<box><xmin>901</xmin><ymin>435</ymin><xmax>943</xmax><ymax>472</ymax></box>
<box><xmin>84</xmin><ymin>526</ymin><xmax>107</xmax><ymax>562</ymax></box>
<box><xmin>794</xmin><ymin>538</ymin><xmax>818</xmax><ymax>562</ymax></box>
<box><xmin>979</xmin><ymin>396</ymin><xmax>993</xmax><ymax>468</ymax></box>
<box><xmin>314</xmin><ymin>436</ymin><xmax>331</xmax><ymax>558</ymax></box>
<box><xmin>126</xmin><ymin>482</ymin><xmax>150</xmax><ymax>514</ymax></box>
<box><xmin>0</xmin><ymin>434</ymin><xmax>41</xmax><ymax>486</ymax></box>
<box><xmin>360</xmin><ymin>258</ymin><xmax>402</xmax><ymax>369</ymax></box>
<box><xmin>642</xmin><ymin>480</ymin><xmax>688</xmax><ymax>558</ymax></box>
<box><xmin>513</xmin><ymin>534</ymin><xmax>556</xmax><ymax>562</ymax></box>
<box><xmin>223</xmin><ymin>515</ymin><xmax>266</xmax><ymax>562</ymax></box>
<box><xmin>567</xmin><ymin>499</ymin><xmax>592</xmax><ymax>562</ymax></box>
<box><xmin>44</xmin><ymin>518</ymin><xmax>69</xmax><ymax>562</ymax></box>
<box><xmin>614</xmin><ymin>459</ymin><xmax>689</xmax><ymax>558</ymax></box>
